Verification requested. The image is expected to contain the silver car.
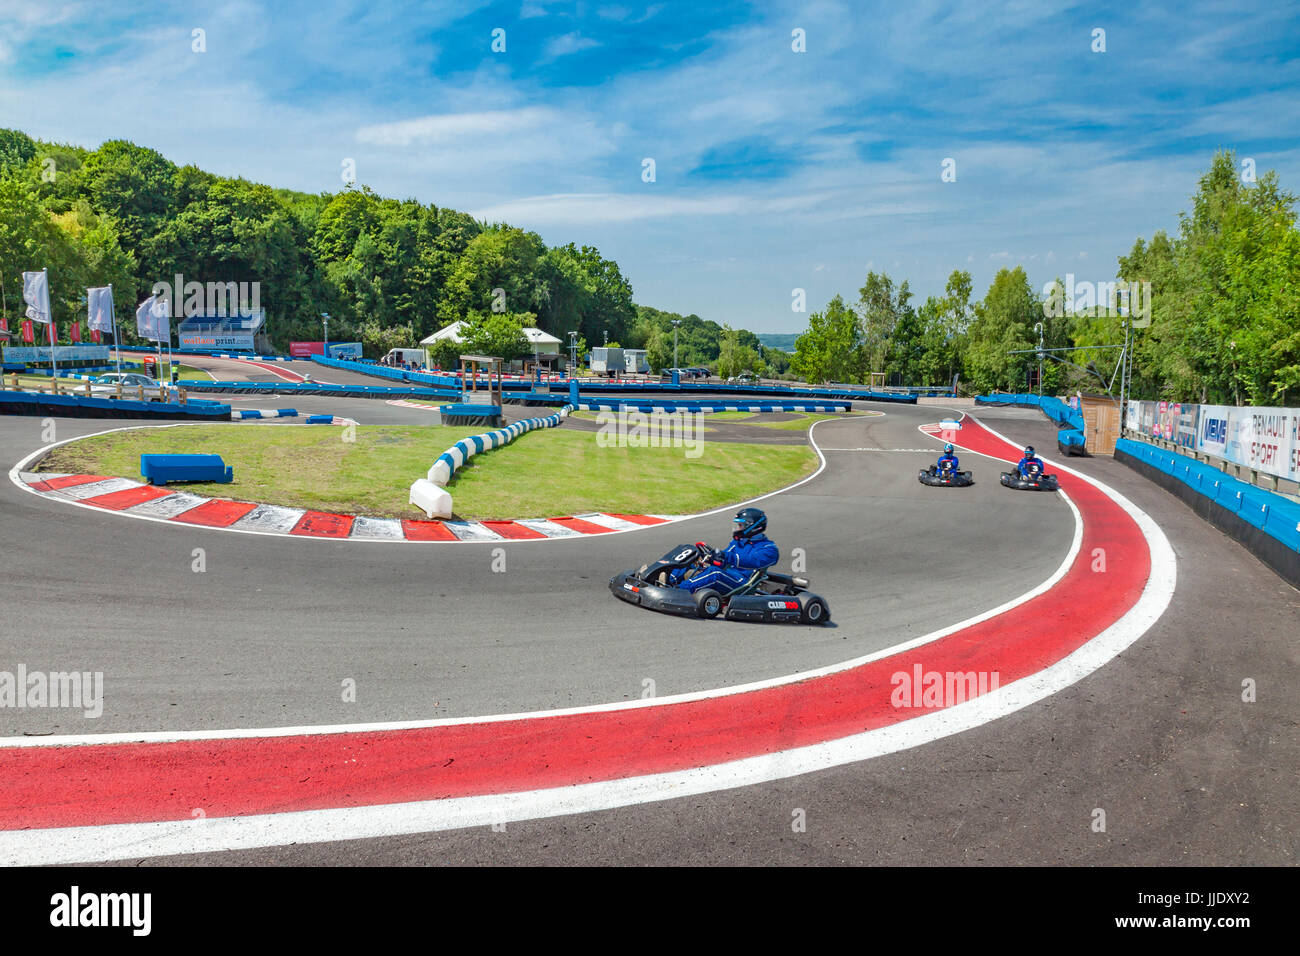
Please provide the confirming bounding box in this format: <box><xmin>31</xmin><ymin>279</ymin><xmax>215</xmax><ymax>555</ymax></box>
<box><xmin>89</xmin><ymin>372</ymin><xmax>179</xmax><ymax>402</ymax></box>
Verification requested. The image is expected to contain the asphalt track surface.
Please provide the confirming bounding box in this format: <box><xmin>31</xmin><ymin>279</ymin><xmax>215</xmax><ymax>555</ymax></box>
<box><xmin>1</xmin><ymin>366</ymin><xmax>1295</xmax><ymax>865</ymax></box>
<box><xmin>1</xmin><ymin>398</ymin><xmax>1072</xmax><ymax>733</ymax></box>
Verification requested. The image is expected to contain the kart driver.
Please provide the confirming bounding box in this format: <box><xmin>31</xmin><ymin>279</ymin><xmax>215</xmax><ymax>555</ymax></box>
<box><xmin>672</xmin><ymin>507</ymin><xmax>779</xmax><ymax>593</ymax></box>
<box><xmin>1016</xmin><ymin>445</ymin><xmax>1045</xmax><ymax>477</ymax></box>
<box><xmin>935</xmin><ymin>443</ymin><xmax>960</xmax><ymax>473</ymax></box>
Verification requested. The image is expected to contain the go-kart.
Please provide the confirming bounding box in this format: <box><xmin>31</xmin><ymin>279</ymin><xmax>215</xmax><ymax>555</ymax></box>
<box><xmin>918</xmin><ymin>461</ymin><xmax>974</xmax><ymax>487</ymax></box>
<box><xmin>999</xmin><ymin>461</ymin><xmax>1060</xmax><ymax>491</ymax></box>
<box><xmin>609</xmin><ymin>542</ymin><xmax>830</xmax><ymax>624</ymax></box>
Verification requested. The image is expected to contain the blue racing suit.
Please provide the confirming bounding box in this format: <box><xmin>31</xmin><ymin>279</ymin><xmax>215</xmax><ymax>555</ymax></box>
<box><xmin>674</xmin><ymin>534</ymin><xmax>780</xmax><ymax>593</ymax></box>
<box><xmin>1016</xmin><ymin>455</ymin><xmax>1045</xmax><ymax>477</ymax></box>
<box><xmin>936</xmin><ymin>453</ymin><xmax>959</xmax><ymax>472</ymax></box>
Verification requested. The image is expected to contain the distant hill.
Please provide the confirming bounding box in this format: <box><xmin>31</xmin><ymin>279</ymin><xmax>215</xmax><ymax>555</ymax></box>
<box><xmin>757</xmin><ymin>333</ymin><xmax>800</xmax><ymax>352</ymax></box>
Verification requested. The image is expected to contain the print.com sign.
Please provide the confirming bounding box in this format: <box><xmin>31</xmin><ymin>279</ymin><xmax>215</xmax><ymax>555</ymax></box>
<box><xmin>178</xmin><ymin>333</ymin><xmax>256</xmax><ymax>350</ymax></box>
<box><xmin>1128</xmin><ymin>400</ymin><xmax>1300</xmax><ymax>482</ymax></box>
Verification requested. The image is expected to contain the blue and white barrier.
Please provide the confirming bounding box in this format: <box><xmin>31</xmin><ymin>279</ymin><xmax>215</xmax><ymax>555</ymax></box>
<box><xmin>304</xmin><ymin>414</ymin><xmax>356</xmax><ymax>425</ymax></box>
<box><xmin>231</xmin><ymin>408</ymin><xmax>299</xmax><ymax>420</ymax></box>
<box><xmin>409</xmin><ymin>405</ymin><xmax>573</xmax><ymax>518</ymax></box>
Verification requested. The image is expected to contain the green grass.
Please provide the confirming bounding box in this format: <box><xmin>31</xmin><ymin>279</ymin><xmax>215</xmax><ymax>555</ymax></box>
<box><xmin>741</xmin><ymin>411</ymin><xmax>868</xmax><ymax>430</ymax></box>
<box><xmin>35</xmin><ymin>423</ymin><xmax>819</xmax><ymax>520</ymax></box>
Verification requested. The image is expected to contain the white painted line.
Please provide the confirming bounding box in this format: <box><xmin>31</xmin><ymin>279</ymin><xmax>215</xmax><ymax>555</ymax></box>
<box><xmin>514</xmin><ymin>518</ymin><xmax>582</xmax><ymax>538</ymax></box>
<box><xmin>230</xmin><ymin>504</ymin><xmax>306</xmax><ymax>534</ymax></box>
<box><xmin>576</xmin><ymin>513</ymin><xmax>644</xmax><ymax>532</ymax></box>
<box><xmin>57</xmin><ymin>477</ymin><xmax>144</xmax><ymax>500</ymax></box>
<box><xmin>349</xmin><ymin>516</ymin><xmax>405</xmax><ymax>539</ymax></box>
<box><xmin>443</xmin><ymin>521</ymin><xmax>503</xmax><ymax>542</ymax></box>
<box><xmin>123</xmin><ymin>491</ymin><xmax>209</xmax><ymax>518</ymax></box>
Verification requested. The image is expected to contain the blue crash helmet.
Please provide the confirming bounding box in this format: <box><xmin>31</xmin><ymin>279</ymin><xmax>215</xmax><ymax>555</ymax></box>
<box><xmin>944</xmin><ymin>443</ymin><xmax>954</xmax><ymax>454</ymax></box>
<box><xmin>733</xmin><ymin>507</ymin><xmax>767</xmax><ymax>540</ymax></box>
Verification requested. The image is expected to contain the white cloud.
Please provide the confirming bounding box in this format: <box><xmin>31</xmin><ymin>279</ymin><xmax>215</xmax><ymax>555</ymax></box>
<box><xmin>356</xmin><ymin>107</ymin><xmax>558</xmax><ymax>146</ymax></box>
<box><xmin>543</xmin><ymin>31</ymin><xmax>599</xmax><ymax>60</ymax></box>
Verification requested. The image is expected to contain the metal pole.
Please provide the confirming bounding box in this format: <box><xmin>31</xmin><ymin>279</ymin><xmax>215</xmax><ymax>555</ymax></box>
<box><xmin>109</xmin><ymin>284</ymin><xmax>122</xmax><ymax>374</ymax></box>
<box><xmin>46</xmin><ymin>269</ymin><xmax>58</xmax><ymax>378</ymax></box>
<box><xmin>1118</xmin><ymin>319</ymin><xmax>1130</xmax><ymax>438</ymax></box>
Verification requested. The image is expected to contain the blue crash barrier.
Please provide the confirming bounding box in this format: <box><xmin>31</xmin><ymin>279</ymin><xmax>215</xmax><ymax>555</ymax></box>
<box><xmin>184</xmin><ymin>380</ymin><xmax>462</xmax><ymax>399</ymax></box>
<box><xmin>140</xmin><ymin>453</ymin><xmax>233</xmax><ymax>486</ymax></box>
<box><xmin>310</xmin><ymin>355</ymin><xmax>920</xmax><ymax>402</ymax></box>
<box><xmin>0</xmin><ymin>389</ymin><xmax>231</xmax><ymax>420</ymax></box>
<box><xmin>976</xmin><ymin>393</ymin><xmax>1088</xmax><ymax>455</ymax></box>
<box><xmin>1116</xmin><ymin>439</ymin><xmax>1300</xmax><ymax>553</ymax></box>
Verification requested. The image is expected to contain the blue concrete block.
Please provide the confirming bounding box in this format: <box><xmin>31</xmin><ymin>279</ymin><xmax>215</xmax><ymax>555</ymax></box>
<box><xmin>140</xmin><ymin>453</ymin><xmax>233</xmax><ymax>486</ymax></box>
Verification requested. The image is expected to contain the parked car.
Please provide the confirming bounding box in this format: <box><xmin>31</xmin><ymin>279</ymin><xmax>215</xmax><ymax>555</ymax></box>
<box><xmin>89</xmin><ymin>373</ymin><xmax>179</xmax><ymax>401</ymax></box>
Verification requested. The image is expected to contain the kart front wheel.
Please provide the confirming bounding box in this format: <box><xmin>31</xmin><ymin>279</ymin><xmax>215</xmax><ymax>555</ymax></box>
<box><xmin>801</xmin><ymin>596</ymin><xmax>829</xmax><ymax>625</ymax></box>
<box><xmin>695</xmin><ymin>589</ymin><xmax>723</xmax><ymax>619</ymax></box>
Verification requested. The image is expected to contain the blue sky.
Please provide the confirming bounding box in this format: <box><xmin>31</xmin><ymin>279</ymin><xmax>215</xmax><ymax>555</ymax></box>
<box><xmin>1</xmin><ymin>0</ymin><xmax>1297</xmax><ymax>332</ymax></box>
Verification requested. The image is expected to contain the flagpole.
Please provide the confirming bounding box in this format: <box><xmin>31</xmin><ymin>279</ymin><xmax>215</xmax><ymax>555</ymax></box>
<box><xmin>46</xmin><ymin>268</ymin><xmax>58</xmax><ymax>379</ymax></box>
<box><xmin>110</xmin><ymin>284</ymin><xmax>121</xmax><ymax>374</ymax></box>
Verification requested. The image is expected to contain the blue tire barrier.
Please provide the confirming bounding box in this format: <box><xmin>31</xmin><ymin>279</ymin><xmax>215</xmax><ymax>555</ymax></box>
<box><xmin>231</xmin><ymin>408</ymin><xmax>299</xmax><ymax>420</ymax></box>
<box><xmin>1115</xmin><ymin>437</ymin><xmax>1300</xmax><ymax>587</ymax></box>
<box><xmin>428</xmin><ymin>406</ymin><xmax>572</xmax><ymax>486</ymax></box>
<box><xmin>570</xmin><ymin>401</ymin><xmax>851</xmax><ymax>413</ymax></box>
<box><xmin>977</xmin><ymin>393</ymin><xmax>1088</xmax><ymax>455</ymax></box>
<box><xmin>0</xmin><ymin>390</ymin><xmax>231</xmax><ymax>420</ymax></box>
<box><xmin>184</xmin><ymin>381</ymin><xmax>462</xmax><ymax>400</ymax></box>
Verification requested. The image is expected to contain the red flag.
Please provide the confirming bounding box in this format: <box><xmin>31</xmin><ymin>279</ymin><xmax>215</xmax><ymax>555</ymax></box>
<box><xmin>21</xmin><ymin>320</ymin><xmax>33</xmax><ymax>343</ymax></box>
<box><xmin>70</xmin><ymin>321</ymin><xmax>81</xmax><ymax>343</ymax></box>
<box><xmin>91</xmin><ymin>328</ymin><xmax>102</xmax><ymax>343</ymax></box>
<box><xmin>0</xmin><ymin>316</ymin><xmax>8</xmax><ymax>333</ymax></box>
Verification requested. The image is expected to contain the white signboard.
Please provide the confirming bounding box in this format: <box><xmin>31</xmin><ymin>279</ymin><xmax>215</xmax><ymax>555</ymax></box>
<box><xmin>1131</xmin><ymin>400</ymin><xmax>1300</xmax><ymax>482</ymax></box>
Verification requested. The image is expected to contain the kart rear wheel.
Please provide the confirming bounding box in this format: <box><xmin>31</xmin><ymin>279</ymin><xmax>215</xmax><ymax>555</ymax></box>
<box><xmin>801</xmin><ymin>596</ymin><xmax>829</xmax><ymax>625</ymax></box>
<box><xmin>695</xmin><ymin>589</ymin><xmax>723</xmax><ymax>619</ymax></box>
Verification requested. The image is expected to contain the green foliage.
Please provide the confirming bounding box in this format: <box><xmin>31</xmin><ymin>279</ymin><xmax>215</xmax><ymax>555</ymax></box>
<box><xmin>458</xmin><ymin>311</ymin><xmax>532</xmax><ymax>361</ymax></box>
<box><xmin>1121</xmin><ymin>151</ymin><xmax>1300</xmax><ymax>404</ymax></box>
<box><xmin>791</xmin><ymin>294</ymin><xmax>861</xmax><ymax>384</ymax></box>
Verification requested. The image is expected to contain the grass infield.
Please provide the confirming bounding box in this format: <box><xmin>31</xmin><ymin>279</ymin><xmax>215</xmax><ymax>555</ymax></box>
<box><xmin>35</xmin><ymin>422</ymin><xmax>820</xmax><ymax>520</ymax></box>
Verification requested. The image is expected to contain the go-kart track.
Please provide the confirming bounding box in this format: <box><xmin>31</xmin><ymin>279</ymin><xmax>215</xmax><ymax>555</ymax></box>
<box><xmin>0</xmin><ymin>357</ymin><xmax>1296</xmax><ymax>866</ymax></box>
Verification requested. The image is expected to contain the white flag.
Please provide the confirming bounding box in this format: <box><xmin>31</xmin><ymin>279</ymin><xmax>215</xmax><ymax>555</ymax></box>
<box><xmin>87</xmin><ymin>287</ymin><xmax>115</xmax><ymax>333</ymax></box>
<box><xmin>22</xmin><ymin>271</ymin><xmax>51</xmax><ymax>324</ymax></box>
<box><xmin>136</xmin><ymin>295</ymin><xmax>171</xmax><ymax>342</ymax></box>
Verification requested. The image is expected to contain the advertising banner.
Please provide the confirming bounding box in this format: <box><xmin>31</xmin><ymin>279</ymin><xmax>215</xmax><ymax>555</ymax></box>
<box><xmin>290</xmin><ymin>341</ymin><xmax>325</xmax><ymax>357</ymax></box>
<box><xmin>1131</xmin><ymin>400</ymin><xmax>1300</xmax><ymax>482</ymax></box>
<box><xmin>326</xmin><ymin>342</ymin><xmax>363</xmax><ymax>359</ymax></box>
<box><xmin>178</xmin><ymin>332</ymin><xmax>255</xmax><ymax>350</ymax></box>
<box><xmin>3</xmin><ymin>345</ymin><xmax>111</xmax><ymax>363</ymax></box>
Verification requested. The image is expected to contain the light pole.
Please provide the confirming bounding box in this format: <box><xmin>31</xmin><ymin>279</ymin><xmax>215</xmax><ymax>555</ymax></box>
<box><xmin>322</xmin><ymin>312</ymin><xmax>330</xmax><ymax>356</ymax></box>
<box><xmin>568</xmin><ymin>331</ymin><xmax>578</xmax><ymax>374</ymax></box>
<box><xmin>672</xmin><ymin>319</ymin><xmax>681</xmax><ymax>370</ymax></box>
<box><xmin>1034</xmin><ymin>321</ymin><xmax>1045</xmax><ymax>396</ymax></box>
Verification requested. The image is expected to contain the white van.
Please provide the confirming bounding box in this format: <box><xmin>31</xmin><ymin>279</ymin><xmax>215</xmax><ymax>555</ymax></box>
<box><xmin>383</xmin><ymin>348</ymin><xmax>426</xmax><ymax>367</ymax></box>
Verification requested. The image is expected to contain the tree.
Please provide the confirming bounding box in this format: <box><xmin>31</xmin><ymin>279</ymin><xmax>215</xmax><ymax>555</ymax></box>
<box><xmin>964</xmin><ymin>267</ymin><xmax>1039</xmax><ymax>393</ymax></box>
<box><xmin>459</xmin><ymin>310</ymin><xmax>532</xmax><ymax>361</ymax></box>
<box><xmin>791</xmin><ymin>295</ymin><xmax>861</xmax><ymax>384</ymax></box>
<box><xmin>857</xmin><ymin>271</ymin><xmax>913</xmax><ymax>377</ymax></box>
